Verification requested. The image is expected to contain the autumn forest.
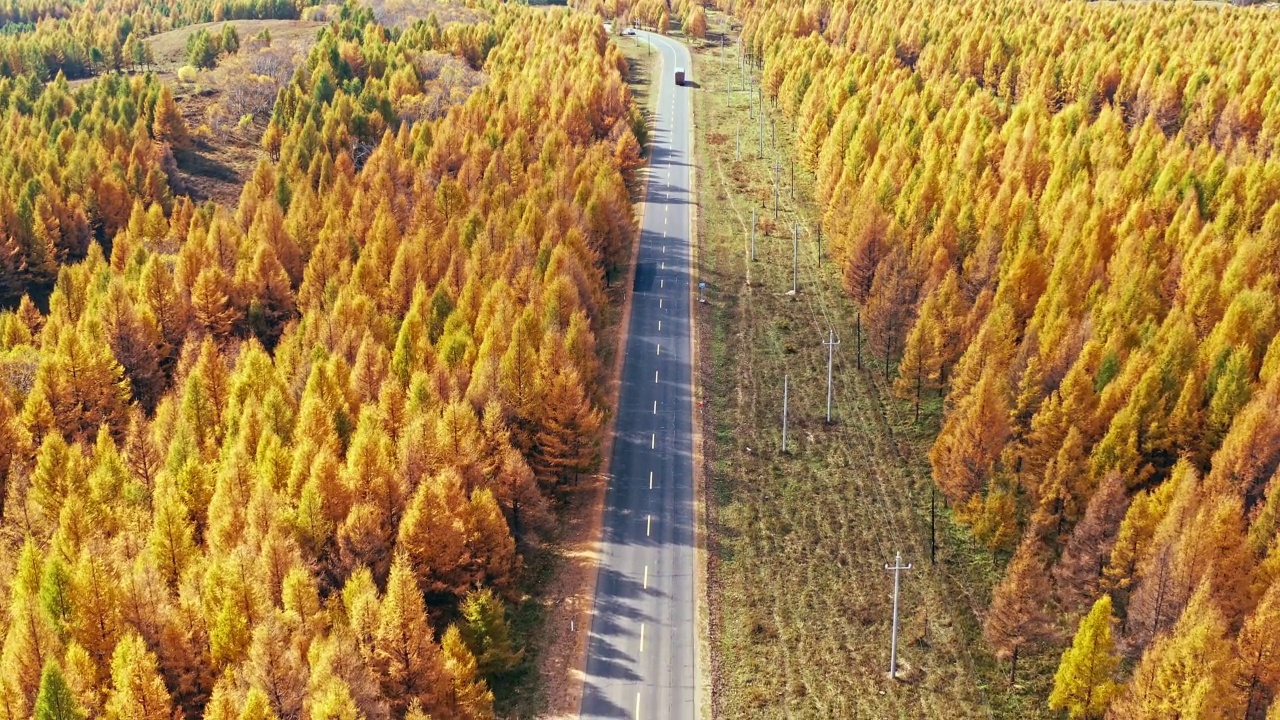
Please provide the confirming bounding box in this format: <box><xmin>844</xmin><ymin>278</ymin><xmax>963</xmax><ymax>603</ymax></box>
<box><xmin>731</xmin><ymin>0</ymin><xmax>1280</xmax><ymax>716</ymax></box>
<box><xmin>0</xmin><ymin>0</ymin><xmax>644</xmax><ymax>716</ymax></box>
<box><xmin>6</xmin><ymin>0</ymin><xmax>1280</xmax><ymax>714</ymax></box>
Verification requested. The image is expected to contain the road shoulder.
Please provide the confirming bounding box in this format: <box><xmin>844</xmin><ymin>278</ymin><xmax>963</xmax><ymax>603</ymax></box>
<box><xmin>683</xmin><ymin>35</ymin><xmax>714</xmax><ymax>720</ymax></box>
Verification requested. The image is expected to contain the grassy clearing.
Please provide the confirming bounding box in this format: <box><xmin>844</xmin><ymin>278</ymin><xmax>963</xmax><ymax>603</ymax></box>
<box><xmin>151</xmin><ymin>22</ymin><xmax>322</xmax><ymax>204</ymax></box>
<box><xmin>690</xmin><ymin>13</ymin><xmax>1053</xmax><ymax>719</ymax></box>
<box><xmin>145</xmin><ymin>19</ymin><xmax>323</xmax><ymax>69</ymax></box>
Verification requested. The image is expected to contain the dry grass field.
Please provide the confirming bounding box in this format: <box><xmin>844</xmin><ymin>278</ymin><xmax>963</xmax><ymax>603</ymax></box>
<box><xmin>144</xmin><ymin>19</ymin><xmax>323</xmax><ymax>70</ymax></box>
<box><xmin>689</xmin><ymin>13</ymin><xmax>1056</xmax><ymax>719</ymax></box>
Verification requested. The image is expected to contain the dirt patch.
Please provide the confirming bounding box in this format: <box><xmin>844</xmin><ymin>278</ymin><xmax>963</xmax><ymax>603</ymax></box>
<box><xmin>158</xmin><ymin>26</ymin><xmax>319</xmax><ymax>205</ymax></box>
<box><xmin>170</xmin><ymin>88</ymin><xmax>267</xmax><ymax>206</ymax></box>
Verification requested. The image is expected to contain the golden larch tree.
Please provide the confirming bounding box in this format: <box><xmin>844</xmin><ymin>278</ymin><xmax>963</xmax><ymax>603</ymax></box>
<box><xmin>983</xmin><ymin>533</ymin><xmax>1056</xmax><ymax>683</ymax></box>
<box><xmin>151</xmin><ymin>85</ymin><xmax>190</xmax><ymax>149</ymax></box>
<box><xmin>104</xmin><ymin>634</ymin><xmax>172</xmax><ymax>720</ymax></box>
<box><xmin>1049</xmin><ymin>595</ymin><xmax>1119</xmax><ymax>720</ymax></box>
<box><xmin>1237</xmin><ymin>577</ymin><xmax>1280</xmax><ymax>719</ymax></box>
<box><xmin>1110</xmin><ymin>582</ymin><xmax>1239</xmax><ymax>719</ymax></box>
<box><xmin>373</xmin><ymin>554</ymin><xmax>451</xmax><ymax>718</ymax></box>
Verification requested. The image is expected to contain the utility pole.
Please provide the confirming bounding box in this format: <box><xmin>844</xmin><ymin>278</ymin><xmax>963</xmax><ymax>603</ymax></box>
<box><xmin>781</xmin><ymin>375</ymin><xmax>789</xmax><ymax>453</ymax></box>
<box><xmin>816</xmin><ymin>222</ymin><xmax>822</xmax><ymax>266</ymax></box>
<box><xmin>773</xmin><ymin>161</ymin><xmax>779</xmax><ymax>218</ymax></box>
<box><xmin>790</xmin><ymin>223</ymin><xmax>798</xmax><ymax>294</ymax></box>
<box><xmin>736</xmin><ymin>128</ymin><xmax>741</xmax><ymax>161</ymax></box>
<box><xmin>884</xmin><ymin>330</ymin><xmax>893</xmax><ymax>383</ymax></box>
<box><xmin>884</xmin><ymin>552</ymin><xmax>913</xmax><ymax>681</ymax></box>
<box><xmin>823</xmin><ymin>329</ymin><xmax>840</xmax><ymax>423</ymax></box>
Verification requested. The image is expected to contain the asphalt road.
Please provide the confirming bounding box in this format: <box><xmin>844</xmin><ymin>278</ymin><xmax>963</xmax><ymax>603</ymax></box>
<box><xmin>580</xmin><ymin>31</ymin><xmax>699</xmax><ymax>720</ymax></box>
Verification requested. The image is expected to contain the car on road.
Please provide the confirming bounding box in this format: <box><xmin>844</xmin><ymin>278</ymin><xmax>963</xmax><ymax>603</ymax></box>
<box><xmin>623</xmin><ymin>27</ymin><xmax>635</xmax><ymax>35</ymax></box>
<box><xmin>675</xmin><ymin>66</ymin><xmax>686</xmax><ymax>85</ymax></box>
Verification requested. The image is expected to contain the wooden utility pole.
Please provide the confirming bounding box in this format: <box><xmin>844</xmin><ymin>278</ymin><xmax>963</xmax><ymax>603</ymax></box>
<box><xmin>884</xmin><ymin>552</ymin><xmax>913</xmax><ymax>680</ymax></box>
<box><xmin>883</xmin><ymin>330</ymin><xmax>893</xmax><ymax>383</ymax></box>
<box><xmin>855</xmin><ymin>311</ymin><xmax>863</xmax><ymax>370</ymax></box>
<box><xmin>790</xmin><ymin>223</ymin><xmax>798</xmax><ymax>295</ymax></box>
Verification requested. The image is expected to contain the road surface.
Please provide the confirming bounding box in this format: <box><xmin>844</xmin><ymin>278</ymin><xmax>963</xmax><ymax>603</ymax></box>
<box><xmin>580</xmin><ymin>30</ymin><xmax>699</xmax><ymax>720</ymax></box>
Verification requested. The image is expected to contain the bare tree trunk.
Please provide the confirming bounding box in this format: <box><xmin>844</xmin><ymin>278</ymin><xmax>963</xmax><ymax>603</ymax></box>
<box><xmin>855</xmin><ymin>312</ymin><xmax>862</xmax><ymax>370</ymax></box>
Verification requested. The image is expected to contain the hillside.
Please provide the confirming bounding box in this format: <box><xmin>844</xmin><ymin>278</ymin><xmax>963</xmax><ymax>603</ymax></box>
<box><xmin>144</xmin><ymin>19</ymin><xmax>324</xmax><ymax>70</ymax></box>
